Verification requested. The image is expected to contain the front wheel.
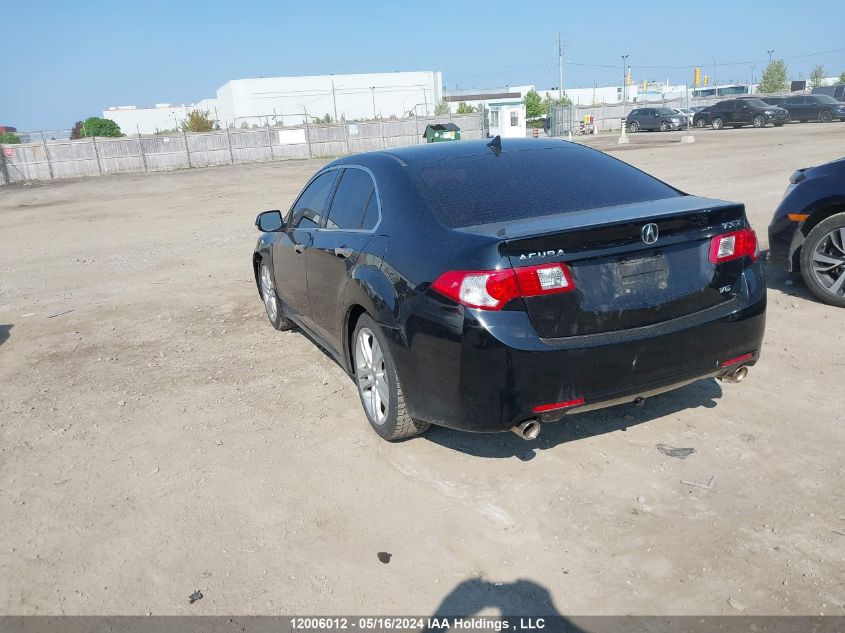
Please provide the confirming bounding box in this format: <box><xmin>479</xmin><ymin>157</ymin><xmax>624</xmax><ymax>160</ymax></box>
<box><xmin>712</xmin><ymin>117</ymin><xmax>724</xmax><ymax>130</ymax></box>
<box><xmin>260</xmin><ymin>263</ymin><xmax>295</xmax><ymax>331</ymax></box>
<box><xmin>800</xmin><ymin>212</ymin><xmax>845</xmax><ymax>308</ymax></box>
<box><xmin>353</xmin><ymin>314</ymin><xmax>430</xmax><ymax>441</ymax></box>
<box><xmin>695</xmin><ymin>118</ymin><xmax>706</xmax><ymax>128</ymax></box>
<box><xmin>752</xmin><ymin>115</ymin><xmax>766</xmax><ymax>128</ymax></box>
<box><xmin>659</xmin><ymin>121</ymin><xmax>670</xmax><ymax>132</ymax></box>
<box><xmin>628</xmin><ymin>121</ymin><xmax>639</xmax><ymax>133</ymax></box>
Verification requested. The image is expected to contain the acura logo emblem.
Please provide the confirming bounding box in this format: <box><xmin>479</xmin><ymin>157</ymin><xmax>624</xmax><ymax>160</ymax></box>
<box><xmin>641</xmin><ymin>223</ymin><xmax>659</xmax><ymax>245</ymax></box>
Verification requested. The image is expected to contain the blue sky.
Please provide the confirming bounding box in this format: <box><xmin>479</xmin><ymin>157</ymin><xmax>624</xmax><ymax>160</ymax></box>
<box><xmin>3</xmin><ymin>0</ymin><xmax>844</xmax><ymax>130</ymax></box>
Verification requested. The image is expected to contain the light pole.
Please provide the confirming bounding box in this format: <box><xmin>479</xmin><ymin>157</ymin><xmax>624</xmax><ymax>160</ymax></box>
<box><xmin>767</xmin><ymin>50</ymin><xmax>774</xmax><ymax>63</ymax></box>
<box><xmin>619</xmin><ymin>54</ymin><xmax>630</xmax><ymax>144</ymax></box>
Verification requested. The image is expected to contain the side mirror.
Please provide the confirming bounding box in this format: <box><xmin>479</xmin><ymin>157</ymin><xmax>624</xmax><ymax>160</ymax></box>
<box><xmin>256</xmin><ymin>210</ymin><xmax>284</xmax><ymax>232</ymax></box>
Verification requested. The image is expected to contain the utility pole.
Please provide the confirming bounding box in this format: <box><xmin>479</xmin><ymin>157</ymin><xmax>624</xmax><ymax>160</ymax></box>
<box><xmin>331</xmin><ymin>80</ymin><xmax>338</xmax><ymax>122</ymax></box>
<box><xmin>767</xmin><ymin>50</ymin><xmax>774</xmax><ymax>63</ymax></box>
<box><xmin>371</xmin><ymin>87</ymin><xmax>377</xmax><ymax>120</ymax></box>
<box><xmin>619</xmin><ymin>54</ymin><xmax>630</xmax><ymax>145</ymax></box>
<box><xmin>714</xmin><ymin>59</ymin><xmax>718</xmax><ymax>98</ymax></box>
<box><xmin>558</xmin><ymin>32</ymin><xmax>564</xmax><ymax>101</ymax></box>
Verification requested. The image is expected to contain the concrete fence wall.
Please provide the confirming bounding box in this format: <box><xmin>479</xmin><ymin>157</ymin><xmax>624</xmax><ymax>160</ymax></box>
<box><xmin>0</xmin><ymin>114</ymin><xmax>483</xmax><ymax>185</ymax></box>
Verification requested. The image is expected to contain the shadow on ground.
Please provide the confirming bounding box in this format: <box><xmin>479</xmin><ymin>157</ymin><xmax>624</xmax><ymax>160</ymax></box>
<box><xmin>424</xmin><ymin>378</ymin><xmax>722</xmax><ymax>461</ymax></box>
<box><xmin>0</xmin><ymin>324</ymin><xmax>12</xmax><ymax>347</ymax></box>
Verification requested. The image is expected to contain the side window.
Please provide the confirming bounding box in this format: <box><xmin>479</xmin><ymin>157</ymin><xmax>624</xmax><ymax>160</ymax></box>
<box><xmin>325</xmin><ymin>168</ymin><xmax>376</xmax><ymax>230</ymax></box>
<box><xmin>361</xmin><ymin>192</ymin><xmax>379</xmax><ymax>230</ymax></box>
<box><xmin>290</xmin><ymin>171</ymin><xmax>337</xmax><ymax>229</ymax></box>
<box><xmin>509</xmin><ymin>111</ymin><xmax>519</xmax><ymax>126</ymax></box>
<box><xmin>490</xmin><ymin>110</ymin><xmax>500</xmax><ymax>127</ymax></box>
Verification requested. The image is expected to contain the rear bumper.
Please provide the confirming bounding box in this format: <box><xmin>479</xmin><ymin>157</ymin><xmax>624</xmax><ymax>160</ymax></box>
<box><xmin>393</xmin><ymin>264</ymin><xmax>766</xmax><ymax>433</ymax></box>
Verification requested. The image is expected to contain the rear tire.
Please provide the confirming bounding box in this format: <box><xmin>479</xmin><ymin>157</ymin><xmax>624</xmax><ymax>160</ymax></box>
<box><xmin>260</xmin><ymin>263</ymin><xmax>295</xmax><ymax>331</ymax></box>
<box><xmin>821</xmin><ymin>110</ymin><xmax>833</xmax><ymax>123</ymax></box>
<box><xmin>799</xmin><ymin>212</ymin><xmax>845</xmax><ymax>308</ymax></box>
<box><xmin>752</xmin><ymin>115</ymin><xmax>766</xmax><ymax>128</ymax></box>
<box><xmin>712</xmin><ymin>117</ymin><xmax>724</xmax><ymax>130</ymax></box>
<box><xmin>353</xmin><ymin>314</ymin><xmax>430</xmax><ymax>441</ymax></box>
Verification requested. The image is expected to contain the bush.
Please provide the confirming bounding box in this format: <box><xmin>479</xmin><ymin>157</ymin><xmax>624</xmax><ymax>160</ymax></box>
<box><xmin>0</xmin><ymin>132</ymin><xmax>20</xmax><ymax>144</ymax></box>
<box><xmin>180</xmin><ymin>109</ymin><xmax>219</xmax><ymax>133</ymax></box>
<box><xmin>76</xmin><ymin>117</ymin><xmax>123</xmax><ymax>137</ymax></box>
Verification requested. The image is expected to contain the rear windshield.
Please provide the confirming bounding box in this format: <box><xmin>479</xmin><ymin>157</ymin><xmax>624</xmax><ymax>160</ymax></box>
<box><xmin>408</xmin><ymin>147</ymin><xmax>681</xmax><ymax>228</ymax></box>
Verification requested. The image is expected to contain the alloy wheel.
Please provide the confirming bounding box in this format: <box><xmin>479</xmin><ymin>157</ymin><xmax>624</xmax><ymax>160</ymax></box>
<box><xmin>355</xmin><ymin>327</ymin><xmax>389</xmax><ymax>425</ymax></box>
<box><xmin>260</xmin><ymin>265</ymin><xmax>279</xmax><ymax>323</ymax></box>
<box><xmin>811</xmin><ymin>228</ymin><xmax>845</xmax><ymax>299</ymax></box>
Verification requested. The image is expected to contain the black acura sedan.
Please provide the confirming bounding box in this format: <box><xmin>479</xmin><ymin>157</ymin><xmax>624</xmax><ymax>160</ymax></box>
<box><xmin>768</xmin><ymin>157</ymin><xmax>845</xmax><ymax>307</ymax></box>
<box><xmin>254</xmin><ymin>139</ymin><xmax>766</xmax><ymax>441</ymax></box>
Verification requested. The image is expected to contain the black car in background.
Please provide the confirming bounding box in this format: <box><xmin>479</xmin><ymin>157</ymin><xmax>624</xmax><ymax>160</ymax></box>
<box><xmin>708</xmin><ymin>98</ymin><xmax>790</xmax><ymax>129</ymax></box>
<box><xmin>812</xmin><ymin>84</ymin><xmax>845</xmax><ymax>101</ymax></box>
<box><xmin>768</xmin><ymin>157</ymin><xmax>845</xmax><ymax>307</ymax></box>
<box><xmin>625</xmin><ymin>107</ymin><xmax>687</xmax><ymax>132</ymax></box>
<box><xmin>254</xmin><ymin>139</ymin><xmax>766</xmax><ymax>441</ymax></box>
<box><xmin>781</xmin><ymin>95</ymin><xmax>845</xmax><ymax>122</ymax></box>
<box><xmin>755</xmin><ymin>96</ymin><xmax>787</xmax><ymax>107</ymax></box>
<box><xmin>692</xmin><ymin>105</ymin><xmax>714</xmax><ymax>128</ymax></box>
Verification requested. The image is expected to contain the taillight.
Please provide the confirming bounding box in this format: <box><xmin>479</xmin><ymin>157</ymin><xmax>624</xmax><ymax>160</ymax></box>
<box><xmin>431</xmin><ymin>262</ymin><xmax>575</xmax><ymax>311</ymax></box>
<box><xmin>708</xmin><ymin>228</ymin><xmax>759</xmax><ymax>264</ymax></box>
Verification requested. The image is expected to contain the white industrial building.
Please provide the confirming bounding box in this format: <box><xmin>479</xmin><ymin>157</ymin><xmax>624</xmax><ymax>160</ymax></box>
<box><xmin>104</xmin><ymin>71</ymin><xmax>443</xmax><ymax>134</ymax></box>
<box><xmin>442</xmin><ymin>86</ymin><xmax>532</xmax><ymax>138</ymax></box>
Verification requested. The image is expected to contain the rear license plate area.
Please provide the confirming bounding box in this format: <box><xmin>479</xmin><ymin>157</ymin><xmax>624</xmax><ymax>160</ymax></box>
<box><xmin>614</xmin><ymin>252</ymin><xmax>668</xmax><ymax>296</ymax></box>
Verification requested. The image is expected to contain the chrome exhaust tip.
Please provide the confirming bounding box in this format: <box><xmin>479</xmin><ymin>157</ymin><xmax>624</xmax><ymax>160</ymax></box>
<box><xmin>511</xmin><ymin>420</ymin><xmax>541</xmax><ymax>441</ymax></box>
<box><xmin>721</xmin><ymin>365</ymin><xmax>749</xmax><ymax>384</ymax></box>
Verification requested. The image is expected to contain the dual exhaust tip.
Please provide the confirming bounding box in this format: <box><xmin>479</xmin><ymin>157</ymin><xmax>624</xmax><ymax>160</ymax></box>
<box><xmin>512</xmin><ymin>365</ymin><xmax>751</xmax><ymax>441</ymax></box>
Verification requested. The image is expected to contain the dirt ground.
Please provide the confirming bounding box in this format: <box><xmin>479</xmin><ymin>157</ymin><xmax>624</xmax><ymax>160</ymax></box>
<box><xmin>1</xmin><ymin>123</ymin><xmax>843</xmax><ymax>616</ymax></box>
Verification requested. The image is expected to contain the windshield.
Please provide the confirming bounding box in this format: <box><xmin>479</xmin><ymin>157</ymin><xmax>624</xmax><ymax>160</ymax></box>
<box><xmin>408</xmin><ymin>147</ymin><xmax>681</xmax><ymax>229</ymax></box>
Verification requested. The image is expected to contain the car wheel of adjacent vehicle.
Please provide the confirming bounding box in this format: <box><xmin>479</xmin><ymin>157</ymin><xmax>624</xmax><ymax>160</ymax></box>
<box><xmin>800</xmin><ymin>213</ymin><xmax>845</xmax><ymax>308</ymax></box>
<box><xmin>752</xmin><ymin>115</ymin><xmax>766</xmax><ymax>128</ymax></box>
<box><xmin>659</xmin><ymin>121</ymin><xmax>670</xmax><ymax>132</ymax></box>
<box><xmin>820</xmin><ymin>110</ymin><xmax>833</xmax><ymax>123</ymax></box>
<box><xmin>628</xmin><ymin>121</ymin><xmax>639</xmax><ymax>133</ymax></box>
<box><xmin>712</xmin><ymin>117</ymin><xmax>724</xmax><ymax>130</ymax></box>
<box><xmin>353</xmin><ymin>314</ymin><xmax>430</xmax><ymax>440</ymax></box>
<box><xmin>695</xmin><ymin>118</ymin><xmax>706</xmax><ymax>128</ymax></box>
<box><xmin>259</xmin><ymin>263</ymin><xmax>295</xmax><ymax>331</ymax></box>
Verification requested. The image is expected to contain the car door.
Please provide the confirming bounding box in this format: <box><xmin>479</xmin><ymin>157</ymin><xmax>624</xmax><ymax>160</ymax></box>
<box><xmin>272</xmin><ymin>169</ymin><xmax>339</xmax><ymax>323</ymax></box>
<box><xmin>806</xmin><ymin>96</ymin><xmax>821</xmax><ymax>119</ymax></box>
<box><xmin>734</xmin><ymin>100</ymin><xmax>750</xmax><ymax>125</ymax></box>
<box><xmin>307</xmin><ymin>166</ymin><xmax>381</xmax><ymax>349</ymax></box>
<box><xmin>645</xmin><ymin>108</ymin><xmax>659</xmax><ymax>130</ymax></box>
<box><xmin>789</xmin><ymin>96</ymin><xmax>807</xmax><ymax>120</ymax></box>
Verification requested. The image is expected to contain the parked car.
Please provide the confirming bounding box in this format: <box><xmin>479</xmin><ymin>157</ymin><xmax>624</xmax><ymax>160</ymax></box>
<box><xmin>625</xmin><ymin>107</ymin><xmax>687</xmax><ymax>132</ymax></box>
<box><xmin>812</xmin><ymin>84</ymin><xmax>845</xmax><ymax>102</ymax></box>
<box><xmin>253</xmin><ymin>138</ymin><xmax>766</xmax><ymax>441</ymax></box>
<box><xmin>757</xmin><ymin>96</ymin><xmax>788</xmax><ymax>107</ymax></box>
<box><xmin>781</xmin><ymin>94</ymin><xmax>845</xmax><ymax>123</ymax></box>
<box><xmin>672</xmin><ymin>107</ymin><xmax>695</xmax><ymax>126</ymax></box>
<box><xmin>768</xmin><ymin>157</ymin><xmax>845</xmax><ymax>307</ymax></box>
<box><xmin>692</xmin><ymin>105</ymin><xmax>714</xmax><ymax>127</ymax></box>
<box><xmin>707</xmin><ymin>98</ymin><xmax>790</xmax><ymax>129</ymax></box>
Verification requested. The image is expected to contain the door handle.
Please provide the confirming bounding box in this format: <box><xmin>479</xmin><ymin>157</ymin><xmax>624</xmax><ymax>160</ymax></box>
<box><xmin>334</xmin><ymin>247</ymin><xmax>354</xmax><ymax>259</ymax></box>
<box><xmin>294</xmin><ymin>244</ymin><xmax>306</xmax><ymax>254</ymax></box>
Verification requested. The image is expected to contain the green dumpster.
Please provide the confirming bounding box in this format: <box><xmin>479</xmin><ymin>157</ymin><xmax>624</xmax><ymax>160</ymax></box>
<box><xmin>422</xmin><ymin>123</ymin><xmax>461</xmax><ymax>143</ymax></box>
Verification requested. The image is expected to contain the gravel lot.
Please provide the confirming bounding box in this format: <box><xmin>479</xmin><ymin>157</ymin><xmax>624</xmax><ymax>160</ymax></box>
<box><xmin>1</xmin><ymin>123</ymin><xmax>843</xmax><ymax>616</ymax></box>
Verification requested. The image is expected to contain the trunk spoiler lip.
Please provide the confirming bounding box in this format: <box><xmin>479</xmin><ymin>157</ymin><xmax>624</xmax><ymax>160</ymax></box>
<box><xmin>453</xmin><ymin>195</ymin><xmax>743</xmax><ymax>241</ymax></box>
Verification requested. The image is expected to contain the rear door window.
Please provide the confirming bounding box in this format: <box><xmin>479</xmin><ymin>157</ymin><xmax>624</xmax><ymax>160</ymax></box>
<box><xmin>325</xmin><ymin>168</ymin><xmax>377</xmax><ymax>230</ymax></box>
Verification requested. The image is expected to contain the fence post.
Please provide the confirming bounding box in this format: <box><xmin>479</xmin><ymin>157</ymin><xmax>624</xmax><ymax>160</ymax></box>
<box><xmin>41</xmin><ymin>131</ymin><xmax>55</xmax><ymax>179</ymax></box>
<box><xmin>266</xmin><ymin>123</ymin><xmax>273</xmax><ymax>160</ymax></box>
<box><xmin>183</xmin><ymin>130</ymin><xmax>192</xmax><ymax>168</ymax></box>
<box><xmin>136</xmin><ymin>132</ymin><xmax>148</xmax><ymax>172</ymax></box>
<box><xmin>91</xmin><ymin>134</ymin><xmax>102</xmax><ymax>175</ymax></box>
<box><xmin>303</xmin><ymin>113</ymin><xmax>313</xmax><ymax>158</ymax></box>
<box><xmin>225</xmin><ymin>125</ymin><xmax>234</xmax><ymax>164</ymax></box>
<box><xmin>343</xmin><ymin>122</ymin><xmax>351</xmax><ymax>155</ymax></box>
<box><xmin>379</xmin><ymin>115</ymin><xmax>386</xmax><ymax>149</ymax></box>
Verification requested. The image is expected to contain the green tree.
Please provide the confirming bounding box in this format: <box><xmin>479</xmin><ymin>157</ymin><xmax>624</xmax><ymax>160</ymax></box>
<box><xmin>758</xmin><ymin>60</ymin><xmax>789</xmax><ymax>94</ymax></box>
<box><xmin>839</xmin><ymin>71</ymin><xmax>845</xmax><ymax>84</ymax></box>
<box><xmin>76</xmin><ymin>117</ymin><xmax>123</xmax><ymax>137</ymax></box>
<box><xmin>455</xmin><ymin>101</ymin><xmax>476</xmax><ymax>114</ymax></box>
<box><xmin>809</xmin><ymin>65</ymin><xmax>827</xmax><ymax>90</ymax></box>
<box><xmin>180</xmin><ymin>109</ymin><xmax>219</xmax><ymax>132</ymax></box>
<box><xmin>0</xmin><ymin>131</ymin><xmax>20</xmax><ymax>144</ymax></box>
<box><xmin>434</xmin><ymin>100</ymin><xmax>450</xmax><ymax>115</ymax></box>
<box><xmin>524</xmin><ymin>89</ymin><xmax>544</xmax><ymax>118</ymax></box>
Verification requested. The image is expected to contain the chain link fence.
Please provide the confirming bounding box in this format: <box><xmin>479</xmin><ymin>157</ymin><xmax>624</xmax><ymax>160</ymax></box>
<box><xmin>0</xmin><ymin>113</ymin><xmax>483</xmax><ymax>185</ymax></box>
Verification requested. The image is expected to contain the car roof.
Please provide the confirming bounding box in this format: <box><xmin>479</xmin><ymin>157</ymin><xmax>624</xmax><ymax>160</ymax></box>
<box><xmin>331</xmin><ymin>138</ymin><xmax>586</xmax><ymax>167</ymax></box>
